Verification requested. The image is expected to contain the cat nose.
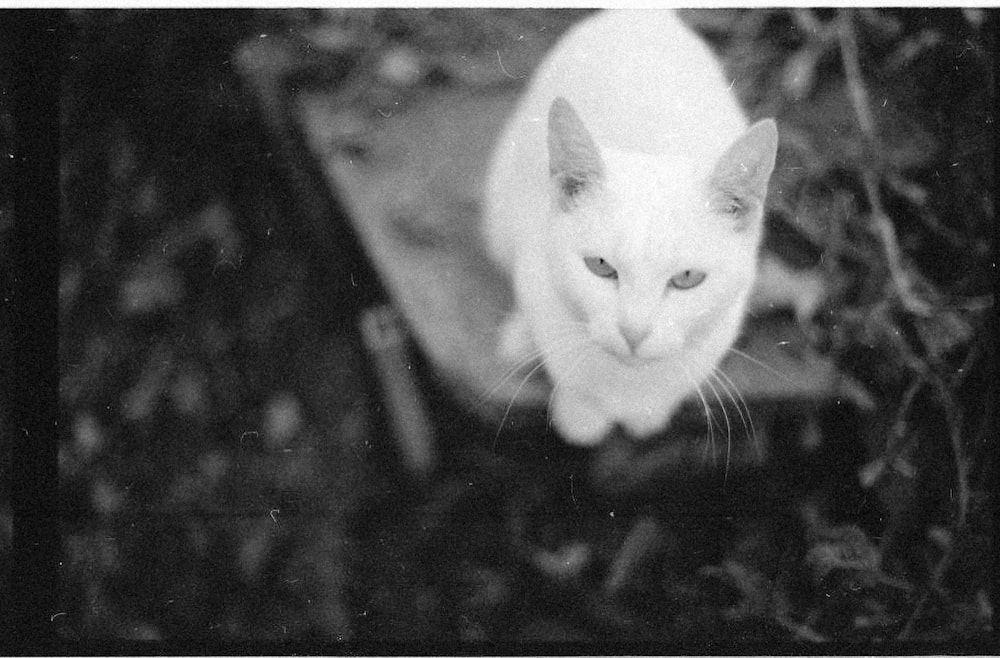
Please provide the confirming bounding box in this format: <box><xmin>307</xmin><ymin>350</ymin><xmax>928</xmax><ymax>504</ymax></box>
<box><xmin>619</xmin><ymin>322</ymin><xmax>651</xmax><ymax>352</ymax></box>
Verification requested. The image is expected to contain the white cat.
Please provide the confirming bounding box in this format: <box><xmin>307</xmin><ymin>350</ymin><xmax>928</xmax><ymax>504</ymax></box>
<box><xmin>484</xmin><ymin>10</ymin><xmax>778</xmax><ymax>446</ymax></box>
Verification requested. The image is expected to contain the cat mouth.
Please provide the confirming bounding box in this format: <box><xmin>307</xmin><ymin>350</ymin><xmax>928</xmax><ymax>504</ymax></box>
<box><xmin>603</xmin><ymin>345</ymin><xmax>661</xmax><ymax>366</ymax></box>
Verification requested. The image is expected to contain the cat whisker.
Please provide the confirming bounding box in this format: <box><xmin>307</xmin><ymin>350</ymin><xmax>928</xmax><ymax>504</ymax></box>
<box><xmin>492</xmin><ymin>336</ymin><xmax>588</xmax><ymax>451</ymax></box>
<box><xmin>493</xmin><ymin>356</ymin><xmax>552</xmax><ymax>451</ymax></box>
<box><xmin>681</xmin><ymin>363</ymin><xmax>718</xmax><ymax>466</ymax></box>
<box><xmin>706</xmin><ymin>370</ymin><xmax>745</xmax><ymax>441</ymax></box>
<box><xmin>694</xmin><ymin>381</ymin><xmax>718</xmax><ymax>465</ymax></box>
<box><xmin>710</xmin><ymin>367</ymin><xmax>759</xmax><ymax>459</ymax></box>
<box><xmin>706</xmin><ymin>371</ymin><xmax>748</xmax><ymax>479</ymax></box>
<box><xmin>477</xmin><ymin>346</ymin><xmax>547</xmax><ymax>405</ymax></box>
<box><xmin>727</xmin><ymin>347</ymin><xmax>792</xmax><ymax>383</ymax></box>
<box><xmin>700</xmin><ymin>372</ymin><xmax>733</xmax><ymax>479</ymax></box>
<box><xmin>478</xmin><ymin>322</ymin><xmax>586</xmax><ymax>405</ymax></box>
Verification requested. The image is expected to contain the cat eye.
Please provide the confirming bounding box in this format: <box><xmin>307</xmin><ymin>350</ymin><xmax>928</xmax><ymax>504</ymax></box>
<box><xmin>584</xmin><ymin>256</ymin><xmax>618</xmax><ymax>279</ymax></box>
<box><xmin>669</xmin><ymin>269</ymin><xmax>706</xmax><ymax>290</ymax></box>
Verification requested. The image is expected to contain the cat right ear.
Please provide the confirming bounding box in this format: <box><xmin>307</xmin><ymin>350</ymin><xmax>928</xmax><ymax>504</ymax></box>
<box><xmin>548</xmin><ymin>97</ymin><xmax>604</xmax><ymax>205</ymax></box>
<box><xmin>708</xmin><ymin>118</ymin><xmax>778</xmax><ymax>228</ymax></box>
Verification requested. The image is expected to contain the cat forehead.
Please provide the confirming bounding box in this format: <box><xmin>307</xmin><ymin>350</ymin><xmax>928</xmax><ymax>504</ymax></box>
<box><xmin>601</xmin><ymin>148</ymin><xmax>705</xmax><ymax>200</ymax></box>
<box><xmin>597</xmin><ymin>150</ymin><xmax>706</xmax><ymax>222</ymax></box>
<box><xmin>570</xmin><ymin>150</ymin><xmax>736</xmax><ymax>264</ymax></box>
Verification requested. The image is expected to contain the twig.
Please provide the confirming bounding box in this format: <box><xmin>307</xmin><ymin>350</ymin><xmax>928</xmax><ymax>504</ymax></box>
<box><xmin>949</xmin><ymin>321</ymin><xmax>983</xmax><ymax>388</ymax></box>
<box><xmin>862</xmin><ymin>173</ymin><xmax>934</xmax><ymax>317</ymax></box>
<box><xmin>954</xmin><ymin>295</ymin><xmax>994</xmax><ymax>314</ymax></box>
<box><xmin>837</xmin><ymin>11</ymin><xmax>876</xmax><ymax>139</ymax></box>
<box><xmin>877</xmin><ymin>344</ymin><xmax>969</xmax><ymax>642</ymax></box>
<box><xmin>861</xmin><ymin>376</ymin><xmax>925</xmax><ymax>490</ymax></box>
<box><xmin>831</xmin><ymin>8</ymin><xmax>979</xmax><ymax>643</ymax></box>
<box><xmin>791</xmin><ymin>8</ymin><xmax>830</xmax><ymax>40</ymax></box>
<box><xmin>878</xmin><ymin>310</ymin><xmax>968</xmax><ymax>525</ymax></box>
<box><xmin>898</xmin><ymin>525</ymin><xmax>956</xmax><ymax>640</ymax></box>
<box><xmin>604</xmin><ymin>517</ymin><xmax>662</xmax><ymax>596</ymax></box>
<box><xmin>929</xmin><ymin>374</ymin><xmax>969</xmax><ymax>528</ymax></box>
<box><xmin>837</xmin><ymin>10</ymin><xmax>934</xmax><ymax>318</ymax></box>
<box><xmin>775</xmin><ymin>613</ymin><xmax>829</xmax><ymax>643</ymax></box>
<box><xmin>871</xmin><ymin>302</ymin><xmax>927</xmax><ymax>375</ymax></box>
<box><xmin>884</xmin><ymin>173</ymin><xmax>971</xmax><ymax>249</ymax></box>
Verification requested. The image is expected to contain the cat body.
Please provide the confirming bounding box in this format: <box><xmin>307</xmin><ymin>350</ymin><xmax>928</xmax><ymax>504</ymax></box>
<box><xmin>484</xmin><ymin>10</ymin><xmax>778</xmax><ymax>445</ymax></box>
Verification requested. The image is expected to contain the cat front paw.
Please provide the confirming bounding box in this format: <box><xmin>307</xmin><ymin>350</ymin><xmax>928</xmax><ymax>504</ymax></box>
<box><xmin>620</xmin><ymin>404</ymin><xmax>675</xmax><ymax>440</ymax></box>
<box><xmin>551</xmin><ymin>389</ymin><xmax>614</xmax><ymax>446</ymax></box>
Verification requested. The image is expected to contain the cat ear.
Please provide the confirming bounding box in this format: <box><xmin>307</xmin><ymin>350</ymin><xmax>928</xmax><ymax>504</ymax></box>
<box><xmin>708</xmin><ymin>119</ymin><xmax>778</xmax><ymax>227</ymax></box>
<box><xmin>548</xmin><ymin>97</ymin><xmax>604</xmax><ymax>202</ymax></box>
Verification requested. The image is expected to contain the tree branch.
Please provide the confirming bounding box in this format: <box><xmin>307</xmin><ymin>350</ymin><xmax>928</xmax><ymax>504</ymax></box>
<box><xmin>837</xmin><ymin>10</ymin><xmax>934</xmax><ymax>318</ymax></box>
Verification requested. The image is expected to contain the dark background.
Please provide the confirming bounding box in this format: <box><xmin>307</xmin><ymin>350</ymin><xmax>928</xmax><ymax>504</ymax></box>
<box><xmin>0</xmin><ymin>8</ymin><xmax>995</xmax><ymax>649</ymax></box>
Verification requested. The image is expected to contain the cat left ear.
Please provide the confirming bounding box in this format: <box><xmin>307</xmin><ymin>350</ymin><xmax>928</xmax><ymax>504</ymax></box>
<box><xmin>708</xmin><ymin>119</ymin><xmax>778</xmax><ymax>225</ymax></box>
<box><xmin>548</xmin><ymin>97</ymin><xmax>604</xmax><ymax>204</ymax></box>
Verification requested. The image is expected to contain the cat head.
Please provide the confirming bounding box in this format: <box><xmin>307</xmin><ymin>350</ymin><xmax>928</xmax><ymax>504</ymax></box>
<box><xmin>545</xmin><ymin>96</ymin><xmax>778</xmax><ymax>362</ymax></box>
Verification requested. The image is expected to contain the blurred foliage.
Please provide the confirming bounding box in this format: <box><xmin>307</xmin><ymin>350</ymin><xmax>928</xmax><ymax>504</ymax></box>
<box><xmin>58</xmin><ymin>9</ymin><xmax>373</xmax><ymax>642</ymax></box>
<box><xmin>51</xmin><ymin>7</ymin><xmax>994</xmax><ymax>648</ymax></box>
<box><xmin>689</xmin><ymin>9</ymin><xmax>996</xmax><ymax>641</ymax></box>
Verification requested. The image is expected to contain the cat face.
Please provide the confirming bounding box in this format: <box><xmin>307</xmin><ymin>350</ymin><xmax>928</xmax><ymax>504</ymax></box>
<box><xmin>545</xmin><ymin>97</ymin><xmax>777</xmax><ymax>362</ymax></box>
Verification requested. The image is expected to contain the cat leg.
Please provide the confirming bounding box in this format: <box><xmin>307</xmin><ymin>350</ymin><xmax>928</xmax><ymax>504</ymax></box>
<box><xmin>620</xmin><ymin>409</ymin><xmax>671</xmax><ymax>440</ymax></box>
<box><xmin>619</xmin><ymin>396</ymin><xmax>684</xmax><ymax>440</ymax></box>
<box><xmin>498</xmin><ymin>310</ymin><xmax>536</xmax><ymax>363</ymax></box>
<box><xmin>551</xmin><ymin>388</ymin><xmax>614</xmax><ymax>446</ymax></box>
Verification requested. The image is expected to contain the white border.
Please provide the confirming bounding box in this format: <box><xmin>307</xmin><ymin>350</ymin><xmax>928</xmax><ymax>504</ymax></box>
<box><xmin>3</xmin><ymin>1</ymin><xmax>1000</xmax><ymax>8</ymax></box>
